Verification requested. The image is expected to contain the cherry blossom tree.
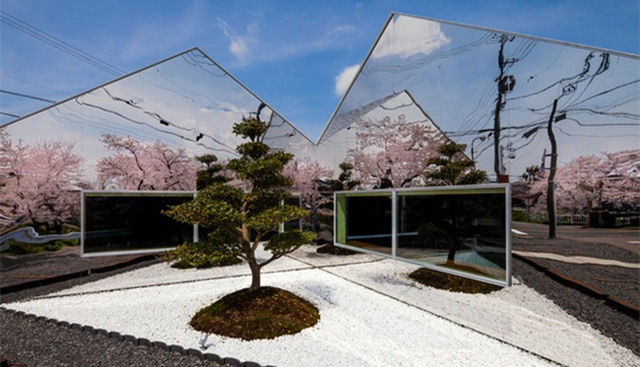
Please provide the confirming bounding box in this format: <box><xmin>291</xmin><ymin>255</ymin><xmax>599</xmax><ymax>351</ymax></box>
<box><xmin>526</xmin><ymin>149</ymin><xmax>639</xmax><ymax>217</ymax></box>
<box><xmin>284</xmin><ymin>158</ymin><xmax>333</xmax><ymax>231</ymax></box>
<box><xmin>348</xmin><ymin>114</ymin><xmax>444</xmax><ymax>188</ymax></box>
<box><xmin>0</xmin><ymin>130</ymin><xmax>85</xmax><ymax>234</ymax></box>
<box><xmin>96</xmin><ymin>134</ymin><xmax>197</xmax><ymax>191</ymax></box>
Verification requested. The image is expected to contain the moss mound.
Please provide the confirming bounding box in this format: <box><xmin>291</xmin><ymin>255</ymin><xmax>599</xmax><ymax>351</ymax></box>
<box><xmin>409</xmin><ymin>267</ymin><xmax>501</xmax><ymax>294</ymax></box>
<box><xmin>190</xmin><ymin>286</ymin><xmax>320</xmax><ymax>340</ymax></box>
<box><xmin>316</xmin><ymin>243</ymin><xmax>357</xmax><ymax>256</ymax></box>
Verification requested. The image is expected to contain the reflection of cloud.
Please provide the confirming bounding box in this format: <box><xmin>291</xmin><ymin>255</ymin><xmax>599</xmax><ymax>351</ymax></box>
<box><xmin>217</xmin><ymin>18</ymin><xmax>257</xmax><ymax>61</ymax></box>
<box><xmin>335</xmin><ymin>64</ymin><xmax>360</xmax><ymax>96</ymax></box>
<box><xmin>372</xmin><ymin>15</ymin><xmax>450</xmax><ymax>59</ymax></box>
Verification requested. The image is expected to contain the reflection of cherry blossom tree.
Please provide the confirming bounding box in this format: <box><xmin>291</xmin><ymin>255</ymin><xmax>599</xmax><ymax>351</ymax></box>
<box><xmin>527</xmin><ymin>150</ymin><xmax>639</xmax><ymax>216</ymax></box>
<box><xmin>96</xmin><ymin>134</ymin><xmax>197</xmax><ymax>191</ymax></box>
<box><xmin>284</xmin><ymin>158</ymin><xmax>333</xmax><ymax>230</ymax></box>
<box><xmin>0</xmin><ymin>130</ymin><xmax>85</xmax><ymax>234</ymax></box>
<box><xmin>348</xmin><ymin>115</ymin><xmax>444</xmax><ymax>188</ymax></box>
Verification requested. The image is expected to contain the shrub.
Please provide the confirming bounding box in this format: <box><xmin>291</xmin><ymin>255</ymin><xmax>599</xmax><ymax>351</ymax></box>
<box><xmin>163</xmin><ymin>240</ymin><xmax>241</xmax><ymax>269</ymax></box>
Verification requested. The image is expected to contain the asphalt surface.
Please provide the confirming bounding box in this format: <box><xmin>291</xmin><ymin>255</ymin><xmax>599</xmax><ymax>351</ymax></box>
<box><xmin>512</xmin><ymin>221</ymin><xmax>640</xmax><ymax>255</ymax></box>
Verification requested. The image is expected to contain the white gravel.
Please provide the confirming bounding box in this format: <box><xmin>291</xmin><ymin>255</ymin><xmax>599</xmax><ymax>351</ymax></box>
<box><xmin>5</xmin><ymin>245</ymin><xmax>639</xmax><ymax>367</ymax></box>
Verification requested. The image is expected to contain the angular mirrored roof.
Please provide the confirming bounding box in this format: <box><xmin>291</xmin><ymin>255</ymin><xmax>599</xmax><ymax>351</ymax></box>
<box><xmin>320</xmin><ymin>13</ymin><xmax>640</xmax><ymax>178</ymax></box>
<box><xmin>1</xmin><ymin>48</ymin><xmax>315</xmax><ymax>184</ymax></box>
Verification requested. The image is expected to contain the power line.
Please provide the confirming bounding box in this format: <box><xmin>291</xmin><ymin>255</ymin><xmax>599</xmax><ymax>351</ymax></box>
<box><xmin>0</xmin><ymin>89</ymin><xmax>56</xmax><ymax>103</ymax></box>
<box><xmin>0</xmin><ymin>10</ymin><xmax>125</xmax><ymax>76</ymax></box>
<box><xmin>0</xmin><ymin>111</ymin><xmax>20</xmax><ymax>118</ymax></box>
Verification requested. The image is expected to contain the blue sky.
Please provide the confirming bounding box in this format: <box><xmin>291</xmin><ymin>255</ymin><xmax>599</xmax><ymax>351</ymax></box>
<box><xmin>1</xmin><ymin>0</ymin><xmax>638</xmax><ymax>141</ymax></box>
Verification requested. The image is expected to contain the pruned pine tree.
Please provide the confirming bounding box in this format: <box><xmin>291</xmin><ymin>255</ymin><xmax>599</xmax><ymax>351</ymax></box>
<box><xmin>164</xmin><ymin>116</ymin><xmax>314</xmax><ymax>291</ymax></box>
<box><xmin>422</xmin><ymin>141</ymin><xmax>490</xmax><ymax>264</ymax></box>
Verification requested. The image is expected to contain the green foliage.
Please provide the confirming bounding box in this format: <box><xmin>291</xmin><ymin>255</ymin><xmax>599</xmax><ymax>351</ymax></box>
<box><xmin>163</xmin><ymin>239</ymin><xmax>241</xmax><ymax>269</ymax></box>
<box><xmin>196</xmin><ymin>153</ymin><xmax>229</xmax><ymax>190</ymax></box>
<box><xmin>425</xmin><ymin>141</ymin><xmax>488</xmax><ymax>186</ymax></box>
<box><xmin>328</xmin><ymin>162</ymin><xmax>360</xmax><ymax>191</ymax></box>
<box><xmin>7</xmin><ymin>240</ymin><xmax>65</xmax><ymax>255</ymax></box>
<box><xmin>164</xmin><ymin>115</ymin><xmax>314</xmax><ymax>291</ymax></box>
<box><xmin>232</xmin><ymin>117</ymin><xmax>268</xmax><ymax>141</ymax></box>
<box><xmin>264</xmin><ymin>230</ymin><xmax>315</xmax><ymax>255</ymax></box>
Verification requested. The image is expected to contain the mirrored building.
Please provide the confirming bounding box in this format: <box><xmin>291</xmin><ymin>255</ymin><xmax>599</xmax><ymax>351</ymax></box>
<box><xmin>0</xmin><ymin>48</ymin><xmax>315</xmax><ymax>246</ymax></box>
<box><xmin>1</xmin><ymin>13</ymin><xmax>638</xmax><ymax>260</ymax></box>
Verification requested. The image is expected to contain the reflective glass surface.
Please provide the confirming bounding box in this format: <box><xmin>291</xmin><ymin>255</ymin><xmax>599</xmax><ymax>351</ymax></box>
<box><xmin>397</xmin><ymin>188</ymin><xmax>507</xmax><ymax>283</ymax></box>
<box><xmin>335</xmin><ymin>185</ymin><xmax>511</xmax><ymax>286</ymax></box>
<box><xmin>335</xmin><ymin>193</ymin><xmax>393</xmax><ymax>256</ymax></box>
<box><xmin>319</xmin><ymin>14</ymin><xmax>639</xmax><ymax>185</ymax></box>
<box><xmin>82</xmin><ymin>192</ymin><xmax>195</xmax><ymax>255</ymax></box>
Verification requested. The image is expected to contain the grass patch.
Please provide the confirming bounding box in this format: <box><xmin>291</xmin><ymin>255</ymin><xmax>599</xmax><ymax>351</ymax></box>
<box><xmin>409</xmin><ymin>267</ymin><xmax>501</xmax><ymax>294</ymax></box>
<box><xmin>190</xmin><ymin>286</ymin><xmax>320</xmax><ymax>340</ymax></box>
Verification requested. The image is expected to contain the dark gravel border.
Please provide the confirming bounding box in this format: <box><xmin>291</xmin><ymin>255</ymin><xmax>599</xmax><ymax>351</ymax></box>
<box><xmin>512</xmin><ymin>235</ymin><xmax>639</xmax><ymax>355</ymax></box>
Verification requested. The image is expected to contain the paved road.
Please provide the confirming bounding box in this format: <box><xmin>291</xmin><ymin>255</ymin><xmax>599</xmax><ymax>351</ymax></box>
<box><xmin>512</xmin><ymin>221</ymin><xmax>640</xmax><ymax>255</ymax></box>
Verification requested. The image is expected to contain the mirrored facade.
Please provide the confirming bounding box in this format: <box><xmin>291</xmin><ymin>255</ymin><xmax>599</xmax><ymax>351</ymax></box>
<box><xmin>335</xmin><ymin>185</ymin><xmax>512</xmax><ymax>286</ymax></box>
<box><xmin>1</xmin><ymin>13</ymin><xmax>637</xmax><ymax>265</ymax></box>
<box><xmin>0</xmin><ymin>48</ymin><xmax>315</xmax><ymax>247</ymax></box>
<box><xmin>317</xmin><ymin>13</ymin><xmax>639</xmax><ymax>186</ymax></box>
<box><xmin>82</xmin><ymin>191</ymin><xmax>196</xmax><ymax>256</ymax></box>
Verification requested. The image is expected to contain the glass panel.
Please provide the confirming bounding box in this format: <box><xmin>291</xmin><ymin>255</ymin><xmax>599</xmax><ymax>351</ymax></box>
<box><xmin>82</xmin><ymin>192</ymin><xmax>195</xmax><ymax>255</ymax></box>
<box><xmin>335</xmin><ymin>193</ymin><xmax>393</xmax><ymax>256</ymax></box>
<box><xmin>397</xmin><ymin>189</ymin><xmax>507</xmax><ymax>283</ymax></box>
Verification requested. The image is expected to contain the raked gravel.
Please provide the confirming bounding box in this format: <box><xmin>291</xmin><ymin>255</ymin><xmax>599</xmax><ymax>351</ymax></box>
<box><xmin>4</xmin><ymin>245</ymin><xmax>639</xmax><ymax>367</ymax></box>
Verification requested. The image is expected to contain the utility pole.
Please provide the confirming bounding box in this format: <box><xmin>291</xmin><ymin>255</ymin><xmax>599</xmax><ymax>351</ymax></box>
<box><xmin>493</xmin><ymin>36</ymin><xmax>506</xmax><ymax>178</ymax></box>
<box><xmin>546</xmin><ymin>98</ymin><xmax>559</xmax><ymax>239</ymax></box>
<box><xmin>493</xmin><ymin>34</ymin><xmax>516</xmax><ymax>180</ymax></box>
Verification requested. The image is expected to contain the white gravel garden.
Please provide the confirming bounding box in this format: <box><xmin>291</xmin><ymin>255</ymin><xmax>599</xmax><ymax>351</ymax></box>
<box><xmin>5</xmin><ymin>245</ymin><xmax>638</xmax><ymax>367</ymax></box>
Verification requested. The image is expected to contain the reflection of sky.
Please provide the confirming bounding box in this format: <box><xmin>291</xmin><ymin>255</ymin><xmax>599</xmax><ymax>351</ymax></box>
<box><xmin>3</xmin><ymin>49</ymin><xmax>316</xmax><ymax>182</ymax></box>
<box><xmin>323</xmin><ymin>14</ymin><xmax>639</xmax><ymax>179</ymax></box>
<box><xmin>3</xmin><ymin>21</ymin><xmax>638</xmax><ymax>184</ymax></box>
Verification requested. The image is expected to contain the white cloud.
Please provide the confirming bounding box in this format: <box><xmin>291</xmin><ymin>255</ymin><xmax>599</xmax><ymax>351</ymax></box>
<box><xmin>372</xmin><ymin>15</ymin><xmax>451</xmax><ymax>59</ymax></box>
<box><xmin>217</xmin><ymin>18</ymin><xmax>256</xmax><ymax>61</ymax></box>
<box><xmin>334</xmin><ymin>64</ymin><xmax>360</xmax><ymax>97</ymax></box>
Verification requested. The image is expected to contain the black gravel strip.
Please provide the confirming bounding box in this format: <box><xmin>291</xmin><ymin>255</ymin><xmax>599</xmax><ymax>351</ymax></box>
<box><xmin>512</xmin><ymin>257</ymin><xmax>640</xmax><ymax>356</ymax></box>
<box><xmin>0</xmin><ymin>259</ymin><xmax>161</xmax><ymax>305</ymax></box>
<box><xmin>513</xmin><ymin>236</ymin><xmax>639</xmax><ymax>312</ymax></box>
<box><xmin>0</xmin><ymin>308</ymin><xmax>238</xmax><ymax>367</ymax></box>
<box><xmin>1</xmin><ymin>247</ymin><xmax>156</xmax><ymax>288</ymax></box>
<box><xmin>524</xmin><ymin>257</ymin><xmax>639</xmax><ymax>306</ymax></box>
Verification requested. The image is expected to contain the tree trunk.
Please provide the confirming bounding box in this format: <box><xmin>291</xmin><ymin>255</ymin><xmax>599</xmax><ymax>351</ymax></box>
<box><xmin>446</xmin><ymin>241</ymin><xmax>458</xmax><ymax>263</ymax></box>
<box><xmin>248</xmin><ymin>260</ymin><xmax>261</xmax><ymax>291</ymax></box>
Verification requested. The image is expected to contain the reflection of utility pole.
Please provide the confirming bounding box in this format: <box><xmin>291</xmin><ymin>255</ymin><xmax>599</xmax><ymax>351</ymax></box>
<box><xmin>471</xmin><ymin>135</ymin><xmax>486</xmax><ymax>168</ymax></box>
<box><xmin>493</xmin><ymin>34</ymin><xmax>516</xmax><ymax>181</ymax></box>
<box><xmin>546</xmin><ymin>98</ymin><xmax>559</xmax><ymax>239</ymax></box>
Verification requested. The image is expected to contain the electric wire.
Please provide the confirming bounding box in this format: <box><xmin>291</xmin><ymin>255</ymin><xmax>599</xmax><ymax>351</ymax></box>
<box><xmin>0</xmin><ymin>10</ymin><xmax>125</xmax><ymax>76</ymax></box>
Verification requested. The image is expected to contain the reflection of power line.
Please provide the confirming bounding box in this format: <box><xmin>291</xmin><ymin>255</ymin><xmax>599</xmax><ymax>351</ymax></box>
<box><xmin>74</xmin><ymin>96</ymin><xmax>236</xmax><ymax>155</ymax></box>
<box><xmin>182</xmin><ymin>53</ymin><xmax>228</xmax><ymax>78</ymax></box>
<box><xmin>0</xmin><ymin>11</ymin><xmax>125</xmax><ymax>76</ymax></box>
<box><xmin>100</xmin><ymin>87</ymin><xmax>238</xmax><ymax>151</ymax></box>
<box><xmin>362</xmin><ymin>32</ymin><xmax>496</xmax><ymax>75</ymax></box>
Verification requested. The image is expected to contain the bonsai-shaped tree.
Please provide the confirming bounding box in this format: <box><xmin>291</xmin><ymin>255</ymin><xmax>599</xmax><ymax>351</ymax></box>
<box><xmin>164</xmin><ymin>116</ymin><xmax>315</xmax><ymax>291</ymax></box>
<box><xmin>195</xmin><ymin>153</ymin><xmax>230</xmax><ymax>190</ymax></box>
<box><xmin>420</xmin><ymin>141</ymin><xmax>492</xmax><ymax>266</ymax></box>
